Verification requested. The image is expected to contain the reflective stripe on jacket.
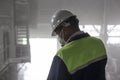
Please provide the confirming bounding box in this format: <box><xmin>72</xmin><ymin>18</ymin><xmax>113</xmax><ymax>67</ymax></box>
<box><xmin>57</xmin><ymin>36</ymin><xmax>106</xmax><ymax>74</ymax></box>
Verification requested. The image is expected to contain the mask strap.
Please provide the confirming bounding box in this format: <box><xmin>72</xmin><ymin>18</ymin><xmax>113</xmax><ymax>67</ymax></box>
<box><xmin>60</xmin><ymin>27</ymin><xmax>65</xmax><ymax>40</ymax></box>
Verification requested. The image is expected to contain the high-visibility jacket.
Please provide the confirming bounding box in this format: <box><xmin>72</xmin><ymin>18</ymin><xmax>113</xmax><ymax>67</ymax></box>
<box><xmin>47</xmin><ymin>33</ymin><xmax>107</xmax><ymax>80</ymax></box>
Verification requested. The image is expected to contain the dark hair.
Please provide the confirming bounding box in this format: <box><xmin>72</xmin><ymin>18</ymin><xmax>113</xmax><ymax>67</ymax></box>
<box><xmin>64</xmin><ymin>16</ymin><xmax>79</xmax><ymax>28</ymax></box>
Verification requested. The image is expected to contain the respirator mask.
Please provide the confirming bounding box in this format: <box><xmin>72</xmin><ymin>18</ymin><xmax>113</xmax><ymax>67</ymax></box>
<box><xmin>58</xmin><ymin>22</ymin><xmax>70</xmax><ymax>47</ymax></box>
<box><xmin>58</xmin><ymin>28</ymin><xmax>66</xmax><ymax>47</ymax></box>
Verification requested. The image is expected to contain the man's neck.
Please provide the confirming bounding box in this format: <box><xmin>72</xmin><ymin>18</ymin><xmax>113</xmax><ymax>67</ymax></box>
<box><xmin>66</xmin><ymin>30</ymin><xmax>84</xmax><ymax>43</ymax></box>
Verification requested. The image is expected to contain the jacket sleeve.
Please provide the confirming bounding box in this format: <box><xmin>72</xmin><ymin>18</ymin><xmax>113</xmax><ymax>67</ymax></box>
<box><xmin>47</xmin><ymin>56</ymin><xmax>71</xmax><ymax>80</ymax></box>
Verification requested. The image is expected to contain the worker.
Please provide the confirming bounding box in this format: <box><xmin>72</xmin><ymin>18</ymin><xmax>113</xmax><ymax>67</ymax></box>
<box><xmin>47</xmin><ymin>10</ymin><xmax>107</xmax><ymax>80</ymax></box>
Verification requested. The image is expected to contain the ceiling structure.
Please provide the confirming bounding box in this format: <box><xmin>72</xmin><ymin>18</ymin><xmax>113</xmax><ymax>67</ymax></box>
<box><xmin>0</xmin><ymin>0</ymin><xmax>120</xmax><ymax>26</ymax></box>
<box><xmin>29</xmin><ymin>0</ymin><xmax>120</xmax><ymax>25</ymax></box>
<box><xmin>0</xmin><ymin>0</ymin><xmax>120</xmax><ymax>37</ymax></box>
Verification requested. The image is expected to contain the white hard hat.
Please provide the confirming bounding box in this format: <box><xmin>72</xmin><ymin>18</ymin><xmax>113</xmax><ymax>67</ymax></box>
<box><xmin>51</xmin><ymin>10</ymin><xmax>76</xmax><ymax>36</ymax></box>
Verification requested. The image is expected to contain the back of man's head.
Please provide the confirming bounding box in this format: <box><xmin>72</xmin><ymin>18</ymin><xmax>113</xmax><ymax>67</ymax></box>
<box><xmin>61</xmin><ymin>16</ymin><xmax>79</xmax><ymax>29</ymax></box>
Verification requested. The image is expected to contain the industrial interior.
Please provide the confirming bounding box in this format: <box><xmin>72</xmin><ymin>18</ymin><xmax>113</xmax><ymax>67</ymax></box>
<box><xmin>0</xmin><ymin>0</ymin><xmax>120</xmax><ymax>80</ymax></box>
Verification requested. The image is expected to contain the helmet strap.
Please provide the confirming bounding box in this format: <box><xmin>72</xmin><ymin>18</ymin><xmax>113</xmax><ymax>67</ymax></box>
<box><xmin>61</xmin><ymin>22</ymin><xmax>70</xmax><ymax>27</ymax></box>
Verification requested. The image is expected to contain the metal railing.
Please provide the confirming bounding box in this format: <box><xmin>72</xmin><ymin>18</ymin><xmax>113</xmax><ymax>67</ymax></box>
<box><xmin>15</xmin><ymin>25</ymin><xmax>30</xmax><ymax>62</ymax></box>
<box><xmin>0</xmin><ymin>32</ymin><xmax>9</xmax><ymax>74</ymax></box>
